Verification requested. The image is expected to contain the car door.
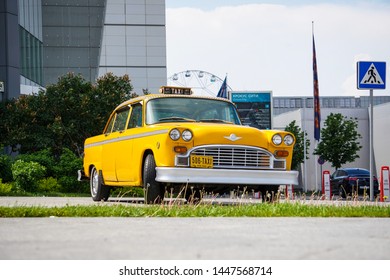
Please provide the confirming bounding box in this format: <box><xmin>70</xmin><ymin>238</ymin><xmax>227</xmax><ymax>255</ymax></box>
<box><xmin>115</xmin><ymin>103</ymin><xmax>143</xmax><ymax>182</ymax></box>
<box><xmin>101</xmin><ymin>106</ymin><xmax>130</xmax><ymax>182</ymax></box>
<box><xmin>331</xmin><ymin>170</ymin><xmax>343</xmax><ymax>191</ymax></box>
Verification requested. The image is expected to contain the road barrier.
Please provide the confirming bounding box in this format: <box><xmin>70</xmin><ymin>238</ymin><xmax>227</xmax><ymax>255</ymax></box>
<box><xmin>322</xmin><ymin>170</ymin><xmax>331</xmax><ymax>200</ymax></box>
<box><xmin>380</xmin><ymin>166</ymin><xmax>390</xmax><ymax>202</ymax></box>
<box><xmin>285</xmin><ymin>184</ymin><xmax>294</xmax><ymax>199</ymax></box>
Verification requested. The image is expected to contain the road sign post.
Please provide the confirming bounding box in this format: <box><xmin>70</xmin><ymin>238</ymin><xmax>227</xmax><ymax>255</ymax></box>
<box><xmin>357</xmin><ymin>61</ymin><xmax>386</xmax><ymax>201</ymax></box>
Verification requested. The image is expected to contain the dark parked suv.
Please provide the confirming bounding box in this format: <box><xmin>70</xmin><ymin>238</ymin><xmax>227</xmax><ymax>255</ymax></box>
<box><xmin>330</xmin><ymin>168</ymin><xmax>379</xmax><ymax>198</ymax></box>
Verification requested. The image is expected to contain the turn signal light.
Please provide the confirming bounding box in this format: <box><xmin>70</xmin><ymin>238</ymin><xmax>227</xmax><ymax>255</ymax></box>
<box><xmin>174</xmin><ymin>146</ymin><xmax>188</xmax><ymax>153</ymax></box>
<box><xmin>274</xmin><ymin>150</ymin><xmax>289</xmax><ymax>157</ymax></box>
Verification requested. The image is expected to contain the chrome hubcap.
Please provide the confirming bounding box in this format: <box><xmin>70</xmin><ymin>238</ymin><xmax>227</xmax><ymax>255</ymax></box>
<box><xmin>91</xmin><ymin>169</ymin><xmax>99</xmax><ymax>196</ymax></box>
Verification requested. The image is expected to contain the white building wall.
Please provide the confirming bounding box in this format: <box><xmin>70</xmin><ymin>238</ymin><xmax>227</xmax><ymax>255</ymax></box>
<box><xmin>274</xmin><ymin>107</ymin><xmax>371</xmax><ymax>192</ymax></box>
<box><xmin>373</xmin><ymin>102</ymin><xmax>390</xmax><ymax>176</ymax></box>
<box><xmin>99</xmin><ymin>0</ymin><xmax>167</xmax><ymax>95</ymax></box>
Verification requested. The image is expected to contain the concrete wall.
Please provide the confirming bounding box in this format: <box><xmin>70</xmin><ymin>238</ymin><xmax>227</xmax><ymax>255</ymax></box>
<box><xmin>373</xmin><ymin>102</ymin><xmax>390</xmax><ymax>176</ymax></box>
<box><xmin>274</xmin><ymin>107</ymin><xmax>371</xmax><ymax>191</ymax></box>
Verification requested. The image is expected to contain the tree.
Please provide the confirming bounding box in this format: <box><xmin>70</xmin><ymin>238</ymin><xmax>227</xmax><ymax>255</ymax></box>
<box><xmin>0</xmin><ymin>72</ymin><xmax>134</xmax><ymax>156</ymax></box>
<box><xmin>314</xmin><ymin>113</ymin><xmax>362</xmax><ymax>169</ymax></box>
<box><xmin>284</xmin><ymin>120</ymin><xmax>310</xmax><ymax>170</ymax></box>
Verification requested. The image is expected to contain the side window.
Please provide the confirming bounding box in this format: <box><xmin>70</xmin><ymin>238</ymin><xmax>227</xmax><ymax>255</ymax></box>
<box><xmin>128</xmin><ymin>104</ymin><xmax>143</xmax><ymax>129</ymax></box>
<box><xmin>105</xmin><ymin>114</ymin><xmax>116</xmax><ymax>134</ymax></box>
<box><xmin>112</xmin><ymin>107</ymin><xmax>130</xmax><ymax>132</ymax></box>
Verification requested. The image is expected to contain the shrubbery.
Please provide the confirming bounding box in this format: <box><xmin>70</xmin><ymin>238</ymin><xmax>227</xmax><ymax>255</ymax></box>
<box><xmin>11</xmin><ymin>160</ymin><xmax>46</xmax><ymax>192</ymax></box>
<box><xmin>0</xmin><ymin>148</ymin><xmax>88</xmax><ymax>194</ymax></box>
<box><xmin>37</xmin><ymin>177</ymin><xmax>61</xmax><ymax>193</ymax></box>
<box><xmin>0</xmin><ymin>154</ymin><xmax>13</xmax><ymax>182</ymax></box>
<box><xmin>0</xmin><ymin>179</ymin><xmax>13</xmax><ymax>195</ymax></box>
<box><xmin>0</xmin><ymin>73</ymin><xmax>135</xmax><ymax>196</ymax></box>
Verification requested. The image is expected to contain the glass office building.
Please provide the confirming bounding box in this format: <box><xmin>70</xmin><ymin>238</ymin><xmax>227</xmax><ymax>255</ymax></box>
<box><xmin>0</xmin><ymin>0</ymin><xmax>167</xmax><ymax>100</ymax></box>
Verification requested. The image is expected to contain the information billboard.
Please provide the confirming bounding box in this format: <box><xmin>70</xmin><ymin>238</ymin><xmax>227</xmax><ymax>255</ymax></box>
<box><xmin>231</xmin><ymin>91</ymin><xmax>272</xmax><ymax>129</ymax></box>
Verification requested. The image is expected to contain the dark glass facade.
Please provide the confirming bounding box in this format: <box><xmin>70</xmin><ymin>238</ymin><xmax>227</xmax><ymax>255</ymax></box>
<box><xmin>20</xmin><ymin>27</ymin><xmax>43</xmax><ymax>85</ymax></box>
<box><xmin>0</xmin><ymin>0</ymin><xmax>20</xmax><ymax>100</ymax></box>
<box><xmin>42</xmin><ymin>0</ymin><xmax>106</xmax><ymax>85</ymax></box>
<box><xmin>19</xmin><ymin>0</ymin><xmax>43</xmax><ymax>93</ymax></box>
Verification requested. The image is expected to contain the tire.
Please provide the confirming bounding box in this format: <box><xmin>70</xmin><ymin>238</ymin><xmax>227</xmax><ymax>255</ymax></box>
<box><xmin>143</xmin><ymin>154</ymin><xmax>164</xmax><ymax>204</ymax></box>
<box><xmin>90</xmin><ymin>166</ymin><xmax>110</xmax><ymax>201</ymax></box>
<box><xmin>261</xmin><ymin>185</ymin><xmax>280</xmax><ymax>203</ymax></box>
<box><xmin>338</xmin><ymin>185</ymin><xmax>346</xmax><ymax>199</ymax></box>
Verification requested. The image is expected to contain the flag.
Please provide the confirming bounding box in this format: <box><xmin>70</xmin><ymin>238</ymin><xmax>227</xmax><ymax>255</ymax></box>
<box><xmin>217</xmin><ymin>76</ymin><xmax>228</xmax><ymax>99</ymax></box>
<box><xmin>313</xmin><ymin>34</ymin><xmax>321</xmax><ymax>141</ymax></box>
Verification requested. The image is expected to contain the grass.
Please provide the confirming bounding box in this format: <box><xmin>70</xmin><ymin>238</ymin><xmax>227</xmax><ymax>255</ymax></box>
<box><xmin>1</xmin><ymin>201</ymin><xmax>390</xmax><ymax>218</ymax></box>
<box><xmin>1</xmin><ymin>187</ymin><xmax>389</xmax><ymax>218</ymax></box>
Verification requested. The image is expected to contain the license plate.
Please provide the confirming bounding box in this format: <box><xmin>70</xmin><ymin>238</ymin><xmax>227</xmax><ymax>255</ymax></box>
<box><xmin>190</xmin><ymin>155</ymin><xmax>213</xmax><ymax>168</ymax></box>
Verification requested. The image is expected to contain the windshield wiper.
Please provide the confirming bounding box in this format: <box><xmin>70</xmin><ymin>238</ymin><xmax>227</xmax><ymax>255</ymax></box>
<box><xmin>200</xmin><ymin>119</ymin><xmax>233</xmax><ymax>124</ymax></box>
<box><xmin>158</xmin><ymin>116</ymin><xmax>196</xmax><ymax>122</ymax></box>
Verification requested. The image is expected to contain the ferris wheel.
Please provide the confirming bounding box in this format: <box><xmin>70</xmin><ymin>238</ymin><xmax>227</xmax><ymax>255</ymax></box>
<box><xmin>167</xmin><ymin>70</ymin><xmax>232</xmax><ymax>97</ymax></box>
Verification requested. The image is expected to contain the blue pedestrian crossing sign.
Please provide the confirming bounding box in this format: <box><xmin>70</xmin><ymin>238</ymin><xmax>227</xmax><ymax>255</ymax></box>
<box><xmin>357</xmin><ymin>61</ymin><xmax>386</xmax><ymax>89</ymax></box>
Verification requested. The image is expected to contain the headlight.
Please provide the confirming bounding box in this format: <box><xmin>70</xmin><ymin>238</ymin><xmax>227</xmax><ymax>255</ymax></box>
<box><xmin>272</xmin><ymin>134</ymin><xmax>282</xmax><ymax>145</ymax></box>
<box><xmin>169</xmin><ymin>129</ymin><xmax>180</xmax><ymax>141</ymax></box>
<box><xmin>182</xmin><ymin>129</ymin><xmax>193</xmax><ymax>141</ymax></box>
<box><xmin>283</xmin><ymin>135</ymin><xmax>294</xmax><ymax>146</ymax></box>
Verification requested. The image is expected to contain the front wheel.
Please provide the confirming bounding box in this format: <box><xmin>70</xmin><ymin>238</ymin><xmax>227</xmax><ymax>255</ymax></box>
<box><xmin>90</xmin><ymin>167</ymin><xmax>110</xmax><ymax>201</ymax></box>
<box><xmin>338</xmin><ymin>185</ymin><xmax>347</xmax><ymax>199</ymax></box>
<box><xmin>143</xmin><ymin>154</ymin><xmax>164</xmax><ymax>204</ymax></box>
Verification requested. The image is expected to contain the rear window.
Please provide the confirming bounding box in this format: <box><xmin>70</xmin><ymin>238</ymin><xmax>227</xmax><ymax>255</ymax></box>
<box><xmin>347</xmin><ymin>169</ymin><xmax>369</xmax><ymax>176</ymax></box>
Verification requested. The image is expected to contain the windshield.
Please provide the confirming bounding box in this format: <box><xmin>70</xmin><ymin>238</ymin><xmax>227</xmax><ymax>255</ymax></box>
<box><xmin>146</xmin><ymin>97</ymin><xmax>241</xmax><ymax>125</ymax></box>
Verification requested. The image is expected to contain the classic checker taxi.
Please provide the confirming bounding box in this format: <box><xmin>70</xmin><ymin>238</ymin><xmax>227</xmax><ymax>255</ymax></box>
<box><xmin>80</xmin><ymin>86</ymin><xmax>298</xmax><ymax>203</ymax></box>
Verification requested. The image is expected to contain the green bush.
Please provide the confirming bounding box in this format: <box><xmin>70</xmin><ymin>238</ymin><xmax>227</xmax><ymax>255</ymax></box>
<box><xmin>0</xmin><ymin>178</ymin><xmax>13</xmax><ymax>195</ymax></box>
<box><xmin>11</xmin><ymin>160</ymin><xmax>46</xmax><ymax>192</ymax></box>
<box><xmin>15</xmin><ymin>148</ymin><xmax>86</xmax><ymax>193</ymax></box>
<box><xmin>17</xmin><ymin>149</ymin><xmax>56</xmax><ymax>177</ymax></box>
<box><xmin>53</xmin><ymin>148</ymin><xmax>85</xmax><ymax>193</ymax></box>
<box><xmin>37</xmin><ymin>177</ymin><xmax>61</xmax><ymax>193</ymax></box>
<box><xmin>0</xmin><ymin>154</ymin><xmax>13</xmax><ymax>182</ymax></box>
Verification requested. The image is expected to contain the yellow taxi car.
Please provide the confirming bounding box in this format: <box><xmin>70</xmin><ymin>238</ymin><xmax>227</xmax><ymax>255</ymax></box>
<box><xmin>80</xmin><ymin>86</ymin><xmax>298</xmax><ymax>203</ymax></box>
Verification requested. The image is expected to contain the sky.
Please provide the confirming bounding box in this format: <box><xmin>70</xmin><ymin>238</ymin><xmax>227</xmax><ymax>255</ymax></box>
<box><xmin>165</xmin><ymin>0</ymin><xmax>390</xmax><ymax>97</ymax></box>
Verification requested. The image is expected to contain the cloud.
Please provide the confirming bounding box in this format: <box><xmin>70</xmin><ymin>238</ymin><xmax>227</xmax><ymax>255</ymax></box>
<box><xmin>166</xmin><ymin>3</ymin><xmax>390</xmax><ymax>96</ymax></box>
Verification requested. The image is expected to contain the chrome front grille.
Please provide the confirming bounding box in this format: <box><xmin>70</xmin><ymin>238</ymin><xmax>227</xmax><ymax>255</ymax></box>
<box><xmin>185</xmin><ymin>145</ymin><xmax>285</xmax><ymax>170</ymax></box>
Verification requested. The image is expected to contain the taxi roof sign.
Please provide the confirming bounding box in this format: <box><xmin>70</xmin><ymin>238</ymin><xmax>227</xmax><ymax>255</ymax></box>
<box><xmin>159</xmin><ymin>86</ymin><xmax>192</xmax><ymax>95</ymax></box>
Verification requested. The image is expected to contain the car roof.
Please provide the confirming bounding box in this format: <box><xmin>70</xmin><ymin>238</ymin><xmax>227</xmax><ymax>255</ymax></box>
<box><xmin>340</xmin><ymin>168</ymin><xmax>370</xmax><ymax>174</ymax></box>
<box><xmin>113</xmin><ymin>94</ymin><xmax>236</xmax><ymax>111</ymax></box>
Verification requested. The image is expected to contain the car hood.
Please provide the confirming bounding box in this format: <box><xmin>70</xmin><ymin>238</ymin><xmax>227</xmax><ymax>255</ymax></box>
<box><xmin>153</xmin><ymin>122</ymin><xmax>283</xmax><ymax>149</ymax></box>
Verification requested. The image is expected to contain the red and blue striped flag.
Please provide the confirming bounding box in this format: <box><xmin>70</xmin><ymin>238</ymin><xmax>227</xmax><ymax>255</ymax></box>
<box><xmin>313</xmin><ymin>34</ymin><xmax>321</xmax><ymax>141</ymax></box>
<box><xmin>217</xmin><ymin>76</ymin><xmax>228</xmax><ymax>99</ymax></box>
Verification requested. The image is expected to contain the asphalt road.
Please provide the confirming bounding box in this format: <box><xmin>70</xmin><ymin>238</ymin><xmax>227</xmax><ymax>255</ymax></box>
<box><xmin>1</xmin><ymin>197</ymin><xmax>390</xmax><ymax>260</ymax></box>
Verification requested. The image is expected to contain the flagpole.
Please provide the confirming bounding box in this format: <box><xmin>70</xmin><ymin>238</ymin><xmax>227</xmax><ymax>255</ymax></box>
<box><xmin>312</xmin><ymin>21</ymin><xmax>321</xmax><ymax>192</ymax></box>
<box><xmin>311</xmin><ymin>21</ymin><xmax>318</xmax><ymax>192</ymax></box>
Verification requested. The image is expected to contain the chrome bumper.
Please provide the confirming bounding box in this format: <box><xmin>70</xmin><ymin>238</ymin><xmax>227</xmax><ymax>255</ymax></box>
<box><xmin>155</xmin><ymin>167</ymin><xmax>299</xmax><ymax>185</ymax></box>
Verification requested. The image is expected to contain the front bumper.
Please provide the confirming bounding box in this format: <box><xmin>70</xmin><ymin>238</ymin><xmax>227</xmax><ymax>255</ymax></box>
<box><xmin>156</xmin><ymin>167</ymin><xmax>299</xmax><ymax>185</ymax></box>
<box><xmin>77</xmin><ymin>170</ymin><xmax>87</xmax><ymax>181</ymax></box>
